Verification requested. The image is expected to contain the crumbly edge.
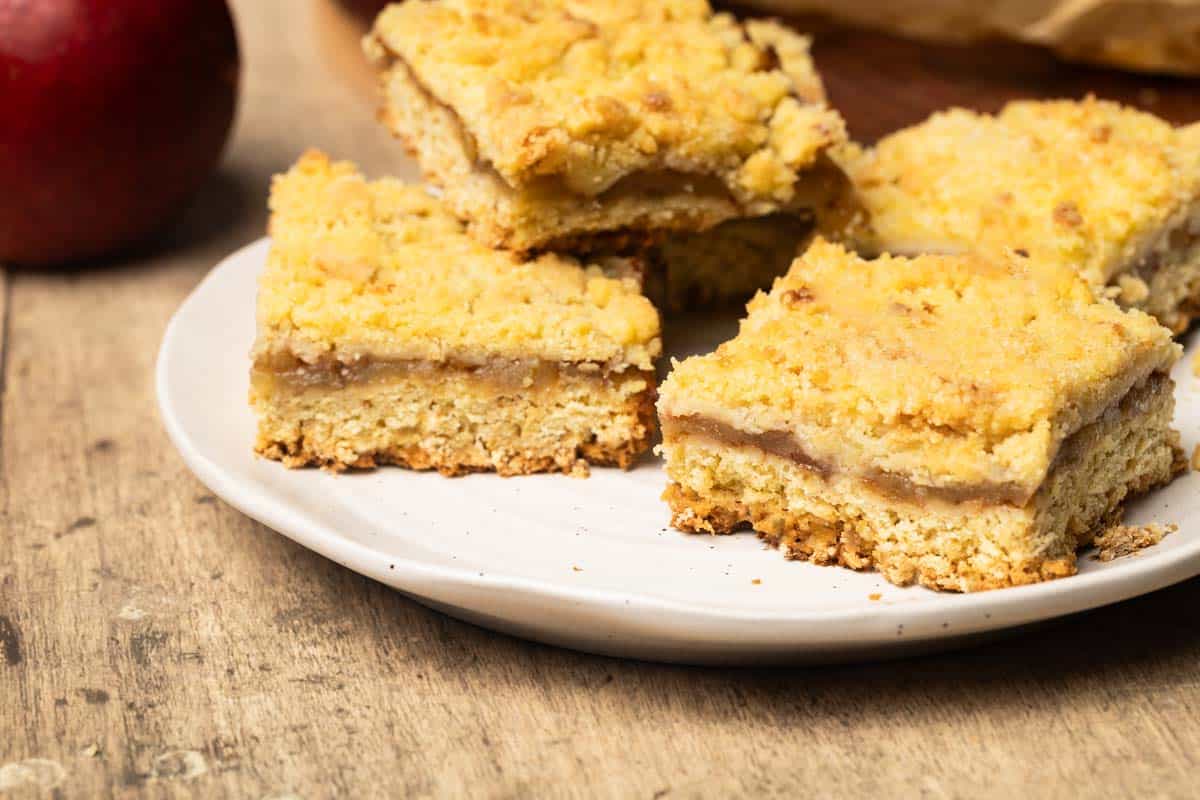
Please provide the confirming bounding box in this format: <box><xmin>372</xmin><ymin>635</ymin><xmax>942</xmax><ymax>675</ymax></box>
<box><xmin>251</xmin><ymin>362</ymin><xmax>656</xmax><ymax>477</ymax></box>
<box><xmin>573</xmin><ymin>214</ymin><xmax>814</xmax><ymax>313</ymax></box>
<box><xmin>376</xmin><ymin>56</ymin><xmax>844</xmax><ymax>252</ymax></box>
<box><xmin>661</xmin><ymin>373</ymin><xmax>1181</xmax><ymax>592</ymax></box>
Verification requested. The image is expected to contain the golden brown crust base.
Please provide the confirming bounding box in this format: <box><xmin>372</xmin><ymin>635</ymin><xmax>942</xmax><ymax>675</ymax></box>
<box><xmin>663</xmin><ymin>483</ymin><xmax>1087</xmax><ymax>591</ymax></box>
<box><xmin>255</xmin><ymin>385</ymin><xmax>657</xmax><ymax>478</ymax></box>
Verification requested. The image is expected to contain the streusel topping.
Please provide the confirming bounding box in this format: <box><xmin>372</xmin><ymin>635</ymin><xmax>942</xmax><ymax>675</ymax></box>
<box><xmin>257</xmin><ymin>151</ymin><xmax>661</xmax><ymax>369</ymax></box>
<box><xmin>841</xmin><ymin>98</ymin><xmax>1200</xmax><ymax>285</ymax></box>
<box><xmin>366</xmin><ymin>0</ymin><xmax>845</xmax><ymax>210</ymax></box>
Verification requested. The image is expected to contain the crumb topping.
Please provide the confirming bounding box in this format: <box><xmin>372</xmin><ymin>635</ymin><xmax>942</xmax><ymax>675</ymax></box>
<box><xmin>842</xmin><ymin>98</ymin><xmax>1200</xmax><ymax>285</ymax></box>
<box><xmin>366</xmin><ymin>0</ymin><xmax>844</xmax><ymax>209</ymax></box>
<box><xmin>257</xmin><ymin>151</ymin><xmax>660</xmax><ymax>369</ymax></box>
<box><xmin>661</xmin><ymin>239</ymin><xmax>1179</xmax><ymax>489</ymax></box>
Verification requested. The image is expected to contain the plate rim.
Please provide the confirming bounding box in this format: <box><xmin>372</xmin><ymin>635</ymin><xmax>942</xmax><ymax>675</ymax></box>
<box><xmin>156</xmin><ymin>237</ymin><xmax>1200</xmax><ymax>658</ymax></box>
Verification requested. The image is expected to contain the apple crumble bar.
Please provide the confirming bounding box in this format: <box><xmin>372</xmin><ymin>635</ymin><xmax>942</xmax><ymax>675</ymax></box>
<box><xmin>251</xmin><ymin>151</ymin><xmax>661</xmax><ymax>476</ymax></box>
<box><xmin>827</xmin><ymin>98</ymin><xmax>1200</xmax><ymax>332</ymax></box>
<box><xmin>659</xmin><ymin>239</ymin><xmax>1183</xmax><ymax>591</ymax></box>
<box><xmin>364</xmin><ymin>0</ymin><xmax>848</xmax><ymax>252</ymax></box>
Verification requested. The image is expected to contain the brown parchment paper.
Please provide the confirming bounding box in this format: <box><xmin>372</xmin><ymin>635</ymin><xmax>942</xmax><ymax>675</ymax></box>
<box><xmin>739</xmin><ymin>0</ymin><xmax>1200</xmax><ymax>75</ymax></box>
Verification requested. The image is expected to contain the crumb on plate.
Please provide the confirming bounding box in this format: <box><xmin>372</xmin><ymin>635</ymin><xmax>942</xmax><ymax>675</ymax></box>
<box><xmin>1093</xmin><ymin>523</ymin><xmax>1177</xmax><ymax>562</ymax></box>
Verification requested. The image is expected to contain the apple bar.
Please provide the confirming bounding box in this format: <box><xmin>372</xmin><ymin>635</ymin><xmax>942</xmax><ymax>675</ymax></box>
<box><xmin>363</xmin><ymin>0</ymin><xmax>849</xmax><ymax>252</ymax></box>
<box><xmin>658</xmin><ymin>239</ymin><xmax>1183</xmax><ymax>592</ymax></box>
<box><xmin>827</xmin><ymin>98</ymin><xmax>1200</xmax><ymax>332</ymax></box>
<box><xmin>251</xmin><ymin>151</ymin><xmax>661</xmax><ymax>476</ymax></box>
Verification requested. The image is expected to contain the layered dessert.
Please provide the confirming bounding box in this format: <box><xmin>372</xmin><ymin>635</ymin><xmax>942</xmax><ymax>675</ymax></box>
<box><xmin>364</xmin><ymin>0</ymin><xmax>848</xmax><ymax>252</ymax></box>
<box><xmin>659</xmin><ymin>239</ymin><xmax>1183</xmax><ymax>591</ymax></box>
<box><xmin>252</xmin><ymin>151</ymin><xmax>661</xmax><ymax>476</ymax></box>
<box><xmin>827</xmin><ymin>98</ymin><xmax>1200</xmax><ymax>331</ymax></box>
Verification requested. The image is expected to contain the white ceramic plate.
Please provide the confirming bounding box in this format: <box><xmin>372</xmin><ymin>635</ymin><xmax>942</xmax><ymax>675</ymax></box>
<box><xmin>158</xmin><ymin>238</ymin><xmax>1200</xmax><ymax>664</ymax></box>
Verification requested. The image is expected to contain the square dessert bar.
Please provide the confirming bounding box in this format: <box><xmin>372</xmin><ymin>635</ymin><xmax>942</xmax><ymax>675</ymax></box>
<box><xmin>252</xmin><ymin>151</ymin><xmax>661</xmax><ymax>476</ymax></box>
<box><xmin>829</xmin><ymin>98</ymin><xmax>1200</xmax><ymax>331</ymax></box>
<box><xmin>658</xmin><ymin>239</ymin><xmax>1183</xmax><ymax>592</ymax></box>
<box><xmin>364</xmin><ymin>0</ymin><xmax>848</xmax><ymax>252</ymax></box>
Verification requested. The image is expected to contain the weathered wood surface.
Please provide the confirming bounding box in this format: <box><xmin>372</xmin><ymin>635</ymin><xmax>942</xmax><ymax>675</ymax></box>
<box><xmin>2</xmin><ymin>2</ymin><xmax>1199</xmax><ymax>797</ymax></box>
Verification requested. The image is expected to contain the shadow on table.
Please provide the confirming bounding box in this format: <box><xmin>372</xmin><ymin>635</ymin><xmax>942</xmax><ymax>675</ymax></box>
<box><xmin>3</xmin><ymin>164</ymin><xmax>262</xmax><ymax>278</ymax></box>
<box><xmin>429</xmin><ymin>565</ymin><xmax>1197</xmax><ymax>697</ymax></box>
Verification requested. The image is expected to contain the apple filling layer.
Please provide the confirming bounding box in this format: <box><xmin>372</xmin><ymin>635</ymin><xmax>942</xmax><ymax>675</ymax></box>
<box><xmin>252</xmin><ymin>354</ymin><xmax>645</xmax><ymax>395</ymax></box>
<box><xmin>661</xmin><ymin>371</ymin><xmax>1171</xmax><ymax>510</ymax></box>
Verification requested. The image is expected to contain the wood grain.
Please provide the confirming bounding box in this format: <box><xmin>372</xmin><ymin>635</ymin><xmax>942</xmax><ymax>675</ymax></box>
<box><xmin>1</xmin><ymin>2</ymin><xmax>1199</xmax><ymax>797</ymax></box>
<box><xmin>806</xmin><ymin>21</ymin><xmax>1200</xmax><ymax>142</ymax></box>
<box><xmin>0</xmin><ymin>266</ymin><xmax>8</xmax><ymax>458</ymax></box>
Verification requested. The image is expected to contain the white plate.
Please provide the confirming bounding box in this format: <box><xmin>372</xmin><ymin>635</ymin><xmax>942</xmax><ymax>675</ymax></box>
<box><xmin>158</xmin><ymin>238</ymin><xmax>1200</xmax><ymax>664</ymax></box>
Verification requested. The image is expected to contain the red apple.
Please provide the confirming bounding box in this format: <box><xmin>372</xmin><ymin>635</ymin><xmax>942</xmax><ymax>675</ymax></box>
<box><xmin>0</xmin><ymin>0</ymin><xmax>240</xmax><ymax>267</ymax></box>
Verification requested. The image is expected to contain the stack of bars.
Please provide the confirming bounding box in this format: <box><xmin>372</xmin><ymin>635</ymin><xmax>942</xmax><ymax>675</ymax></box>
<box><xmin>252</xmin><ymin>0</ymin><xmax>851</xmax><ymax>476</ymax></box>
<box><xmin>250</xmin><ymin>0</ymin><xmax>1200</xmax><ymax>592</ymax></box>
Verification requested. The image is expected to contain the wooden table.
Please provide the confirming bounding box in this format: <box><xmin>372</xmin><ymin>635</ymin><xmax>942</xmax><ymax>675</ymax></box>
<box><xmin>2</xmin><ymin>2</ymin><xmax>1199</xmax><ymax>796</ymax></box>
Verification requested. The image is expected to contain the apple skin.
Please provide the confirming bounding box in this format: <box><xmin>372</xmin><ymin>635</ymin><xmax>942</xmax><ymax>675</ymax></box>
<box><xmin>0</xmin><ymin>0</ymin><xmax>240</xmax><ymax>267</ymax></box>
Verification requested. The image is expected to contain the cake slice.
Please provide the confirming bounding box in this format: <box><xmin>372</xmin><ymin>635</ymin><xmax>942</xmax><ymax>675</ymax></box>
<box><xmin>251</xmin><ymin>151</ymin><xmax>661</xmax><ymax>476</ymax></box>
<box><xmin>364</xmin><ymin>0</ymin><xmax>848</xmax><ymax>252</ymax></box>
<box><xmin>827</xmin><ymin>98</ymin><xmax>1200</xmax><ymax>332</ymax></box>
<box><xmin>659</xmin><ymin>239</ymin><xmax>1183</xmax><ymax>591</ymax></box>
